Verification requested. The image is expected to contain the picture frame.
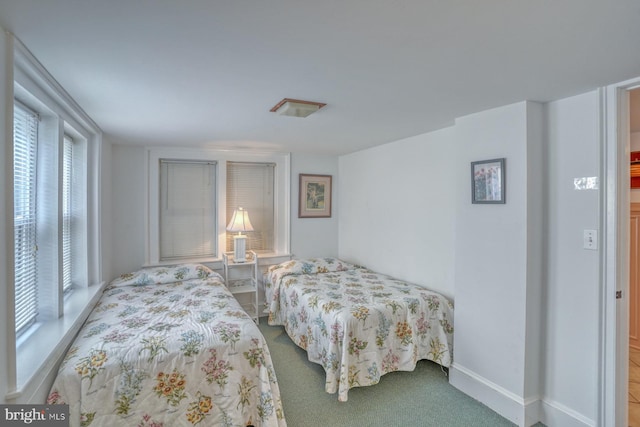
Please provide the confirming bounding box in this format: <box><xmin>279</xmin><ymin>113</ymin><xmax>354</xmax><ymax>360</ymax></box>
<box><xmin>631</xmin><ymin>151</ymin><xmax>640</xmax><ymax>188</ymax></box>
<box><xmin>471</xmin><ymin>158</ymin><xmax>506</xmax><ymax>204</ymax></box>
<box><xmin>299</xmin><ymin>174</ymin><xmax>332</xmax><ymax>218</ymax></box>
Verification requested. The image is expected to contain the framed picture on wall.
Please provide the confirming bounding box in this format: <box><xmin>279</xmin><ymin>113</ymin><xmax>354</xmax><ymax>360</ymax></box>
<box><xmin>631</xmin><ymin>151</ymin><xmax>640</xmax><ymax>188</ymax></box>
<box><xmin>471</xmin><ymin>158</ymin><xmax>506</xmax><ymax>204</ymax></box>
<box><xmin>299</xmin><ymin>174</ymin><xmax>332</xmax><ymax>218</ymax></box>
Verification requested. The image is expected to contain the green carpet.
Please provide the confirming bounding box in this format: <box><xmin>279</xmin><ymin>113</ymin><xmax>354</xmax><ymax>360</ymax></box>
<box><xmin>259</xmin><ymin>319</ymin><xmax>521</xmax><ymax>427</ymax></box>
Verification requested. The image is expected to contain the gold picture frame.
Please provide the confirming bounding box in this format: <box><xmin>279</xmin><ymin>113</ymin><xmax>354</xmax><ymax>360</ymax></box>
<box><xmin>299</xmin><ymin>174</ymin><xmax>332</xmax><ymax>218</ymax></box>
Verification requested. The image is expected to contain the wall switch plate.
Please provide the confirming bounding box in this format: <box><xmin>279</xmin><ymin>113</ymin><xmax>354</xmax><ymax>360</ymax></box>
<box><xmin>583</xmin><ymin>229</ymin><xmax>597</xmax><ymax>250</ymax></box>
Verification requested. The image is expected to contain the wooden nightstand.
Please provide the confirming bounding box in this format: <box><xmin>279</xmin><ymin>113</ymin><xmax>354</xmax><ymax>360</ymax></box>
<box><xmin>223</xmin><ymin>250</ymin><xmax>259</xmax><ymax>323</ymax></box>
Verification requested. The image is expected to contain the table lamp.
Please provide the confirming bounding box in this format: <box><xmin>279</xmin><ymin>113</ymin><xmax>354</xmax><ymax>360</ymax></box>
<box><xmin>226</xmin><ymin>207</ymin><xmax>254</xmax><ymax>262</ymax></box>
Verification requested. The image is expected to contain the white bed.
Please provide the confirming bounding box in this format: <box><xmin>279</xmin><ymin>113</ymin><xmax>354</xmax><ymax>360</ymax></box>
<box><xmin>48</xmin><ymin>263</ymin><xmax>286</xmax><ymax>426</ymax></box>
<box><xmin>265</xmin><ymin>258</ymin><xmax>453</xmax><ymax>402</ymax></box>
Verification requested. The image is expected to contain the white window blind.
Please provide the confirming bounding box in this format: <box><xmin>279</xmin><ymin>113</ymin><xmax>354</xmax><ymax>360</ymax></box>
<box><xmin>160</xmin><ymin>160</ymin><xmax>216</xmax><ymax>260</ymax></box>
<box><xmin>226</xmin><ymin>162</ymin><xmax>275</xmax><ymax>253</ymax></box>
<box><xmin>13</xmin><ymin>104</ymin><xmax>39</xmax><ymax>335</ymax></box>
<box><xmin>62</xmin><ymin>136</ymin><xmax>73</xmax><ymax>292</ymax></box>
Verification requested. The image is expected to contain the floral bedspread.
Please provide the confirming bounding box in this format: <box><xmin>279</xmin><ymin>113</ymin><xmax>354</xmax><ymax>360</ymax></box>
<box><xmin>48</xmin><ymin>264</ymin><xmax>286</xmax><ymax>427</ymax></box>
<box><xmin>265</xmin><ymin>258</ymin><xmax>453</xmax><ymax>402</ymax></box>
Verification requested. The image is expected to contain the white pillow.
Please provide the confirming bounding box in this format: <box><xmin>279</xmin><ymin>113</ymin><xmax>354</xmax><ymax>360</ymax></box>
<box><xmin>110</xmin><ymin>263</ymin><xmax>220</xmax><ymax>287</ymax></box>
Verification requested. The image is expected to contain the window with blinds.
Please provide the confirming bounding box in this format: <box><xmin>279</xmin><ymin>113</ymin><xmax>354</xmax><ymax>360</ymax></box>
<box><xmin>10</xmin><ymin>40</ymin><xmax>102</xmax><ymax>392</ymax></box>
<box><xmin>13</xmin><ymin>104</ymin><xmax>39</xmax><ymax>335</ymax></box>
<box><xmin>62</xmin><ymin>136</ymin><xmax>73</xmax><ymax>292</ymax></box>
<box><xmin>160</xmin><ymin>160</ymin><xmax>217</xmax><ymax>260</ymax></box>
<box><xmin>226</xmin><ymin>162</ymin><xmax>275</xmax><ymax>253</ymax></box>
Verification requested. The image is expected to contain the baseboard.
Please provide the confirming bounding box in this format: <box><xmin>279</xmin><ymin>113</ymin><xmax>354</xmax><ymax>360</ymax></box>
<box><xmin>449</xmin><ymin>363</ymin><xmax>594</xmax><ymax>427</ymax></box>
<box><xmin>449</xmin><ymin>362</ymin><xmax>533</xmax><ymax>426</ymax></box>
<box><xmin>539</xmin><ymin>398</ymin><xmax>595</xmax><ymax>427</ymax></box>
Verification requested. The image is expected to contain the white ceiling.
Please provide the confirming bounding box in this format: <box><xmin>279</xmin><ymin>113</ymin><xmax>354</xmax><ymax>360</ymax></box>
<box><xmin>0</xmin><ymin>1</ymin><xmax>639</xmax><ymax>155</ymax></box>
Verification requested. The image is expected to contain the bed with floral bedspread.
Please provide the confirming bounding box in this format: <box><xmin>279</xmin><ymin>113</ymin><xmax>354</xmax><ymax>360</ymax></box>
<box><xmin>48</xmin><ymin>264</ymin><xmax>286</xmax><ymax>427</ymax></box>
<box><xmin>265</xmin><ymin>258</ymin><xmax>453</xmax><ymax>402</ymax></box>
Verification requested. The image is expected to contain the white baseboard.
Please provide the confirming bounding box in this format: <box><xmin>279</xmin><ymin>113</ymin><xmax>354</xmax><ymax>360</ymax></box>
<box><xmin>539</xmin><ymin>398</ymin><xmax>595</xmax><ymax>427</ymax></box>
<box><xmin>449</xmin><ymin>362</ymin><xmax>531</xmax><ymax>426</ymax></box>
<box><xmin>449</xmin><ymin>363</ymin><xmax>594</xmax><ymax>427</ymax></box>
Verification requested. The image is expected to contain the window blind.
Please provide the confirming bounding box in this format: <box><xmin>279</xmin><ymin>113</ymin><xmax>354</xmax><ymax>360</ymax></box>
<box><xmin>160</xmin><ymin>160</ymin><xmax>216</xmax><ymax>260</ymax></box>
<box><xmin>13</xmin><ymin>104</ymin><xmax>39</xmax><ymax>335</ymax></box>
<box><xmin>62</xmin><ymin>136</ymin><xmax>73</xmax><ymax>292</ymax></box>
<box><xmin>226</xmin><ymin>162</ymin><xmax>275</xmax><ymax>253</ymax></box>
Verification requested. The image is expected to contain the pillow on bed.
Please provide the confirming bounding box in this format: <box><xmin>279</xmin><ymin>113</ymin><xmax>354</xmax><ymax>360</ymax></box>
<box><xmin>110</xmin><ymin>263</ymin><xmax>220</xmax><ymax>287</ymax></box>
<box><xmin>268</xmin><ymin>257</ymin><xmax>356</xmax><ymax>277</ymax></box>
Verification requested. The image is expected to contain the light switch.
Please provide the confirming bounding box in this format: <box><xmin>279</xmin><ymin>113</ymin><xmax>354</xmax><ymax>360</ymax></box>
<box><xmin>583</xmin><ymin>229</ymin><xmax>597</xmax><ymax>250</ymax></box>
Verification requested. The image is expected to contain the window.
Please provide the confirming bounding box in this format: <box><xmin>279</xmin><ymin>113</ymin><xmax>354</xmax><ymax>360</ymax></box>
<box><xmin>226</xmin><ymin>162</ymin><xmax>275</xmax><ymax>253</ymax></box>
<box><xmin>147</xmin><ymin>148</ymin><xmax>290</xmax><ymax>265</ymax></box>
<box><xmin>62</xmin><ymin>136</ymin><xmax>73</xmax><ymax>292</ymax></box>
<box><xmin>12</xmin><ymin>103</ymin><xmax>85</xmax><ymax>336</ymax></box>
<box><xmin>8</xmin><ymin>38</ymin><xmax>103</xmax><ymax>398</ymax></box>
<box><xmin>13</xmin><ymin>103</ymin><xmax>39</xmax><ymax>335</ymax></box>
<box><xmin>160</xmin><ymin>160</ymin><xmax>216</xmax><ymax>260</ymax></box>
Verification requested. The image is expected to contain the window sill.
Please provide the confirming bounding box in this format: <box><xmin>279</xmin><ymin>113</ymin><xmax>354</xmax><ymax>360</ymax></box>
<box><xmin>143</xmin><ymin>256</ymin><xmax>220</xmax><ymax>268</ymax></box>
<box><xmin>7</xmin><ymin>281</ymin><xmax>106</xmax><ymax>401</ymax></box>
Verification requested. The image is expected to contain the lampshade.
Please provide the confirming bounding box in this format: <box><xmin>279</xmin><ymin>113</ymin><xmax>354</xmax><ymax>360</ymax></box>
<box><xmin>270</xmin><ymin>98</ymin><xmax>326</xmax><ymax>118</ymax></box>
<box><xmin>226</xmin><ymin>207</ymin><xmax>254</xmax><ymax>233</ymax></box>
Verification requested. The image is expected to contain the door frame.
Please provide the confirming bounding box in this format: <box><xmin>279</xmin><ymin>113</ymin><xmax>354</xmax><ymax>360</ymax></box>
<box><xmin>602</xmin><ymin>77</ymin><xmax>640</xmax><ymax>426</ymax></box>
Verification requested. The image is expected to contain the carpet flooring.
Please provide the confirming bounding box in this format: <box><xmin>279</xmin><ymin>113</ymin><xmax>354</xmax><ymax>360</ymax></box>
<box><xmin>259</xmin><ymin>318</ymin><xmax>522</xmax><ymax>427</ymax></box>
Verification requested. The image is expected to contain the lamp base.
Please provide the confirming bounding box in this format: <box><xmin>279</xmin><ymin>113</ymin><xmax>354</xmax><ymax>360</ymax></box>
<box><xmin>233</xmin><ymin>234</ymin><xmax>247</xmax><ymax>262</ymax></box>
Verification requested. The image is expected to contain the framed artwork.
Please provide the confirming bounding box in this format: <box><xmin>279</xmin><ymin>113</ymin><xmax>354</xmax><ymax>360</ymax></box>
<box><xmin>471</xmin><ymin>158</ymin><xmax>506</xmax><ymax>204</ymax></box>
<box><xmin>299</xmin><ymin>174</ymin><xmax>332</xmax><ymax>218</ymax></box>
<box><xmin>631</xmin><ymin>151</ymin><xmax>640</xmax><ymax>188</ymax></box>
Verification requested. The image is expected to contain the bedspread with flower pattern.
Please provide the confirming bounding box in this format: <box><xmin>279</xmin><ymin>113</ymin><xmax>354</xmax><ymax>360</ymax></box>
<box><xmin>48</xmin><ymin>264</ymin><xmax>286</xmax><ymax>427</ymax></box>
<box><xmin>265</xmin><ymin>258</ymin><xmax>453</xmax><ymax>402</ymax></box>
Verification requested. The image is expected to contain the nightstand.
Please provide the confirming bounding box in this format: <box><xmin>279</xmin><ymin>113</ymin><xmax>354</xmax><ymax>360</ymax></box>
<box><xmin>223</xmin><ymin>250</ymin><xmax>259</xmax><ymax>324</ymax></box>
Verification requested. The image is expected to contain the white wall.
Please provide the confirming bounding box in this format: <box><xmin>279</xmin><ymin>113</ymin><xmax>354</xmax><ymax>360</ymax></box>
<box><xmin>338</xmin><ymin>127</ymin><xmax>457</xmax><ymax>299</ymax></box>
<box><xmin>543</xmin><ymin>91</ymin><xmax>600</xmax><ymax>425</ymax></box>
<box><xmin>100</xmin><ymin>138</ymin><xmax>113</xmax><ymax>281</ymax></box>
<box><xmin>290</xmin><ymin>153</ymin><xmax>339</xmax><ymax>259</ymax></box>
<box><xmin>450</xmin><ymin>101</ymin><xmax>543</xmax><ymax>426</ymax></box>
<box><xmin>337</xmin><ymin>96</ymin><xmax>601</xmax><ymax>426</ymax></box>
<box><xmin>109</xmin><ymin>146</ymin><xmax>340</xmax><ymax>278</ymax></box>
<box><xmin>110</xmin><ymin>143</ymin><xmax>147</xmax><ymax>276</ymax></box>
